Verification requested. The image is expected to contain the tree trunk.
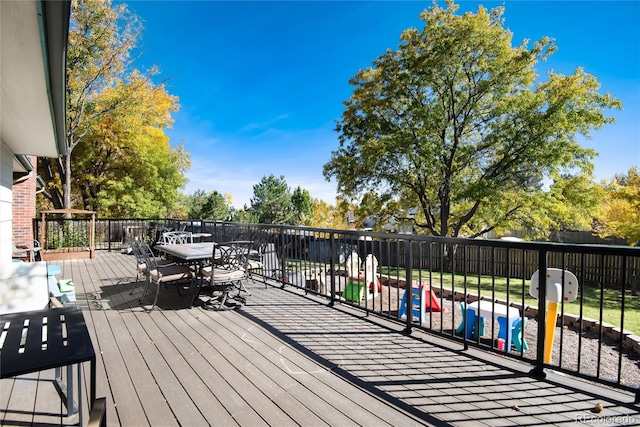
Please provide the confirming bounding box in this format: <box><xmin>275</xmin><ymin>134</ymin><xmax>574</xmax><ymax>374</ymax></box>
<box><xmin>63</xmin><ymin>152</ymin><xmax>72</xmax><ymax>210</ymax></box>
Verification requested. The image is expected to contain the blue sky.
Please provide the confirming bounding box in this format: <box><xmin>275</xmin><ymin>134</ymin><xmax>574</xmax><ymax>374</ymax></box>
<box><xmin>124</xmin><ymin>0</ymin><xmax>640</xmax><ymax>208</ymax></box>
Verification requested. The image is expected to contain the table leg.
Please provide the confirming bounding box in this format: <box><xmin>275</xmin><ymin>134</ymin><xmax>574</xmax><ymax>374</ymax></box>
<box><xmin>191</xmin><ymin>261</ymin><xmax>204</xmax><ymax>308</ymax></box>
<box><xmin>91</xmin><ymin>357</ymin><xmax>96</xmax><ymax>408</ymax></box>
<box><xmin>497</xmin><ymin>316</ymin><xmax>521</xmax><ymax>351</ymax></box>
<box><xmin>78</xmin><ymin>363</ymin><xmax>83</xmax><ymax>427</ymax></box>
<box><xmin>497</xmin><ymin>317</ymin><xmax>508</xmax><ymax>350</ymax></box>
<box><xmin>465</xmin><ymin>310</ymin><xmax>476</xmax><ymax>339</ymax></box>
<box><xmin>54</xmin><ymin>365</ymin><xmax>79</xmax><ymax>417</ymax></box>
<box><xmin>68</xmin><ymin>365</ymin><xmax>74</xmax><ymax>415</ymax></box>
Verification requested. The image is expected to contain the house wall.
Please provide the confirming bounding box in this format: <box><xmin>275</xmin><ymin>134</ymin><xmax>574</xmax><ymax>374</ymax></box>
<box><xmin>0</xmin><ymin>143</ymin><xmax>14</xmax><ymax>262</ymax></box>
<box><xmin>12</xmin><ymin>156</ymin><xmax>36</xmax><ymax>244</ymax></box>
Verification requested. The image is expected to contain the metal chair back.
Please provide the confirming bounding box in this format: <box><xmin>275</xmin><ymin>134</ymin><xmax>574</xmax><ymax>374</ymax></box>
<box><xmin>160</xmin><ymin>231</ymin><xmax>193</xmax><ymax>245</ymax></box>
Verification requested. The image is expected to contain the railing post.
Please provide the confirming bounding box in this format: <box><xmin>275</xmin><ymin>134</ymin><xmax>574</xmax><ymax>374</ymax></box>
<box><xmin>279</xmin><ymin>230</ymin><xmax>286</xmax><ymax>288</ymax></box>
<box><xmin>329</xmin><ymin>233</ymin><xmax>336</xmax><ymax>307</ymax></box>
<box><xmin>403</xmin><ymin>238</ymin><xmax>413</xmax><ymax>335</ymax></box>
<box><xmin>530</xmin><ymin>249</ymin><xmax>548</xmax><ymax>378</ymax></box>
<box><xmin>107</xmin><ymin>219</ymin><xmax>112</xmax><ymax>252</ymax></box>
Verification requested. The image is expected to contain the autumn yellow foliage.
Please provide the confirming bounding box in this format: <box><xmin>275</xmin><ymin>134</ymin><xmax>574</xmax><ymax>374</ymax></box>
<box><xmin>597</xmin><ymin>167</ymin><xmax>640</xmax><ymax>245</ymax></box>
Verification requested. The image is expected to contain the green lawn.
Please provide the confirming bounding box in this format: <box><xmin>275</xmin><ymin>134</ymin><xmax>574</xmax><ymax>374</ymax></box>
<box><xmin>383</xmin><ymin>268</ymin><xmax>640</xmax><ymax>334</ymax></box>
<box><xmin>287</xmin><ymin>260</ymin><xmax>639</xmax><ymax>334</ymax></box>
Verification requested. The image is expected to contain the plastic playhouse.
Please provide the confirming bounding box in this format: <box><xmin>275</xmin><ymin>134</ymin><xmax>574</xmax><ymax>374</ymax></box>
<box><xmin>342</xmin><ymin>253</ymin><xmax>382</xmax><ymax>302</ymax></box>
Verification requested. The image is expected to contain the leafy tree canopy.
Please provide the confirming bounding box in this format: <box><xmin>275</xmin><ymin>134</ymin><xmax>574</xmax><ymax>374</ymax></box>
<box><xmin>291</xmin><ymin>186</ymin><xmax>314</xmax><ymax>225</ymax></box>
<box><xmin>250</xmin><ymin>175</ymin><xmax>295</xmax><ymax>224</ymax></box>
<box><xmin>39</xmin><ymin>0</ymin><xmax>189</xmax><ymax>217</ymax></box>
<box><xmin>229</xmin><ymin>207</ymin><xmax>258</xmax><ymax>224</ymax></box>
<box><xmin>73</xmin><ymin>72</ymin><xmax>187</xmax><ymax>217</ymax></box>
<box><xmin>597</xmin><ymin>167</ymin><xmax>640</xmax><ymax>245</ymax></box>
<box><xmin>323</xmin><ymin>0</ymin><xmax>621</xmax><ymax>238</ymax></box>
<box><xmin>185</xmin><ymin>190</ymin><xmax>230</xmax><ymax>221</ymax></box>
<box><xmin>308</xmin><ymin>199</ymin><xmax>351</xmax><ymax>230</ymax></box>
<box><xmin>248</xmin><ymin>175</ymin><xmax>315</xmax><ymax>225</ymax></box>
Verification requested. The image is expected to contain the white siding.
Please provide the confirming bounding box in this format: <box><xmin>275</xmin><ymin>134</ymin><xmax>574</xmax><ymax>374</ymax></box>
<box><xmin>0</xmin><ymin>142</ymin><xmax>14</xmax><ymax>262</ymax></box>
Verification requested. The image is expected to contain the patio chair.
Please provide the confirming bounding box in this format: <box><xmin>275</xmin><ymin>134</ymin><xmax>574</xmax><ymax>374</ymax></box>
<box><xmin>128</xmin><ymin>239</ymin><xmax>172</xmax><ymax>296</ymax></box>
<box><xmin>224</xmin><ymin>240</ymin><xmax>255</xmax><ymax>296</ymax></box>
<box><xmin>159</xmin><ymin>231</ymin><xmax>193</xmax><ymax>245</ymax></box>
<box><xmin>247</xmin><ymin>242</ymin><xmax>279</xmax><ymax>286</ymax></box>
<box><xmin>138</xmin><ymin>242</ymin><xmax>195</xmax><ymax>312</ymax></box>
<box><xmin>248</xmin><ymin>242</ymin><xmax>299</xmax><ymax>288</ymax></box>
<box><xmin>199</xmin><ymin>242</ymin><xmax>251</xmax><ymax>310</ymax></box>
<box><xmin>129</xmin><ymin>239</ymin><xmax>146</xmax><ymax>295</ymax></box>
<box><xmin>12</xmin><ymin>239</ymin><xmax>42</xmax><ymax>262</ymax></box>
<box><xmin>156</xmin><ymin>231</ymin><xmax>194</xmax><ymax>264</ymax></box>
<box><xmin>245</xmin><ymin>241</ymin><xmax>267</xmax><ymax>287</ymax></box>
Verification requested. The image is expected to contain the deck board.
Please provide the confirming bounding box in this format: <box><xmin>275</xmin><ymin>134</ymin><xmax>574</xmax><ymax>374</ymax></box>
<box><xmin>134</xmin><ymin>312</ymin><xmax>210</xmax><ymax>426</ymax></box>
<box><xmin>3</xmin><ymin>373</ymin><xmax>38</xmax><ymax>425</ymax></box>
<box><xmin>205</xmin><ymin>306</ymin><xmax>399</xmax><ymax>427</ymax></box>
<box><xmin>2</xmin><ymin>251</ymin><xmax>639</xmax><ymax>426</ymax></box>
<box><xmin>172</xmin><ymin>314</ymin><xmax>270</xmax><ymax>427</ymax></box>
<box><xmin>192</xmin><ymin>313</ymin><xmax>327</xmax><ymax>427</ymax></box>
<box><xmin>97</xmin><ymin>311</ymin><xmax>154</xmax><ymax>426</ymax></box>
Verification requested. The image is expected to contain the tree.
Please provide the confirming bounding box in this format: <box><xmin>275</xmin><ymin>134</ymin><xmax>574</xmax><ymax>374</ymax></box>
<box><xmin>308</xmin><ymin>199</ymin><xmax>350</xmax><ymax>230</ymax></box>
<box><xmin>250</xmin><ymin>174</ymin><xmax>294</xmax><ymax>224</ymax></box>
<box><xmin>72</xmin><ymin>72</ymin><xmax>187</xmax><ymax>216</ymax></box>
<box><xmin>291</xmin><ymin>186</ymin><xmax>314</xmax><ymax>225</ymax></box>
<box><xmin>597</xmin><ymin>167</ymin><xmax>640</xmax><ymax>245</ymax></box>
<box><xmin>323</xmin><ymin>0</ymin><xmax>621</xmax><ymax>238</ymax></box>
<box><xmin>186</xmin><ymin>190</ymin><xmax>230</xmax><ymax>220</ymax></box>
<box><xmin>39</xmin><ymin>0</ymin><xmax>188</xmax><ymax>216</ymax></box>
<box><xmin>229</xmin><ymin>207</ymin><xmax>258</xmax><ymax>224</ymax></box>
<box><xmin>544</xmin><ymin>174</ymin><xmax>604</xmax><ymax>233</ymax></box>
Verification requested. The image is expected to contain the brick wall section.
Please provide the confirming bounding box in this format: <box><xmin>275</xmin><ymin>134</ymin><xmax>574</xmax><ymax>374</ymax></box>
<box><xmin>12</xmin><ymin>156</ymin><xmax>37</xmax><ymax>245</ymax></box>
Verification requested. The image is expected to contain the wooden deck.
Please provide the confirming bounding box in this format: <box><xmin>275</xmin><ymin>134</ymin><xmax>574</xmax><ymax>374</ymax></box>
<box><xmin>2</xmin><ymin>251</ymin><xmax>639</xmax><ymax>426</ymax></box>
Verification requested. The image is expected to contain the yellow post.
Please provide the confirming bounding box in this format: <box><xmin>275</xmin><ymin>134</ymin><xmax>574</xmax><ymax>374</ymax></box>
<box><xmin>544</xmin><ymin>301</ymin><xmax>559</xmax><ymax>363</ymax></box>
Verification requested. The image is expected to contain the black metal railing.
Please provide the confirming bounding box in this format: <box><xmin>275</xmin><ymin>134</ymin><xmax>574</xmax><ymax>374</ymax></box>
<box><xmin>35</xmin><ymin>217</ymin><xmax>640</xmax><ymax>401</ymax></box>
<box><xmin>200</xmin><ymin>221</ymin><xmax>640</xmax><ymax>402</ymax></box>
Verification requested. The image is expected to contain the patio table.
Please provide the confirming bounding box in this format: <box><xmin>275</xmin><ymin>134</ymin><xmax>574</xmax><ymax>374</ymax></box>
<box><xmin>0</xmin><ymin>305</ymin><xmax>96</xmax><ymax>425</ymax></box>
<box><xmin>157</xmin><ymin>242</ymin><xmax>216</xmax><ymax>307</ymax></box>
<box><xmin>158</xmin><ymin>242</ymin><xmax>215</xmax><ymax>261</ymax></box>
<box><xmin>467</xmin><ymin>300</ymin><xmax>522</xmax><ymax>351</ymax></box>
<box><xmin>157</xmin><ymin>242</ymin><xmax>258</xmax><ymax>308</ymax></box>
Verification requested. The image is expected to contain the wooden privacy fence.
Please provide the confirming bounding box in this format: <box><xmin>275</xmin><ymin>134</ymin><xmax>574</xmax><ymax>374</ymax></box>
<box><xmin>66</xmin><ymin>218</ymin><xmax>640</xmax><ymax>288</ymax></box>
<box><xmin>396</xmin><ymin>242</ymin><xmax>640</xmax><ymax>289</ymax></box>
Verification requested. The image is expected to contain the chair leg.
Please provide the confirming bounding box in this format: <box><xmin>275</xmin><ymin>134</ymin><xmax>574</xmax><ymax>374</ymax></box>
<box><xmin>130</xmin><ymin>271</ymin><xmax>141</xmax><ymax>295</ymax></box>
<box><xmin>235</xmin><ymin>275</ymin><xmax>251</xmax><ymax>296</ymax></box>
<box><xmin>204</xmin><ymin>287</ymin><xmax>238</xmax><ymax>311</ymax></box>
<box><xmin>139</xmin><ymin>276</ymin><xmax>151</xmax><ymax>304</ymax></box>
<box><xmin>191</xmin><ymin>276</ymin><xmax>204</xmax><ymax>308</ymax></box>
<box><xmin>147</xmin><ymin>280</ymin><xmax>161</xmax><ymax>313</ymax></box>
<box><xmin>258</xmin><ymin>268</ymin><xmax>268</xmax><ymax>287</ymax></box>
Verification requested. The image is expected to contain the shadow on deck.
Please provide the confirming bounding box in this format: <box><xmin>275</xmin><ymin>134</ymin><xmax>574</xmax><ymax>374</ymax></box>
<box><xmin>1</xmin><ymin>251</ymin><xmax>638</xmax><ymax>426</ymax></box>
